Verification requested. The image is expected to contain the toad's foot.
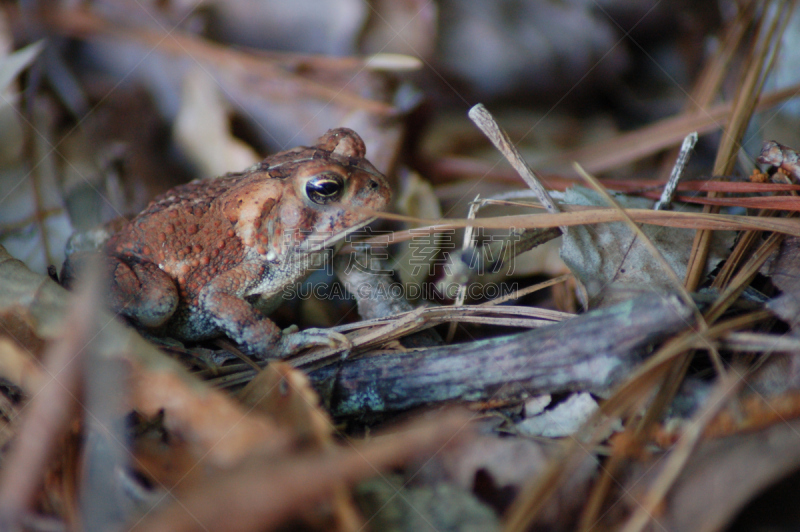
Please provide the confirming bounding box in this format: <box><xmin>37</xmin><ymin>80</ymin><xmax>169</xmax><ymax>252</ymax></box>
<box><xmin>270</xmin><ymin>327</ymin><xmax>352</xmax><ymax>360</ymax></box>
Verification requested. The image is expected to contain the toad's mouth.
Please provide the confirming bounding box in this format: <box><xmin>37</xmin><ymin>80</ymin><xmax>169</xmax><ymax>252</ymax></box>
<box><xmin>291</xmin><ymin>216</ymin><xmax>378</xmax><ymax>255</ymax></box>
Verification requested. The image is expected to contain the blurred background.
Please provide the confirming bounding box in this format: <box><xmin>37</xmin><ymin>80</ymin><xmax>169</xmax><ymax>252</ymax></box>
<box><xmin>5</xmin><ymin>3</ymin><xmax>800</xmax><ymax>531</ymax></box>
<box><xmin>0</xmin><ymin>0</ymin><xmax>796</xmax><ymax>287</ymax></box>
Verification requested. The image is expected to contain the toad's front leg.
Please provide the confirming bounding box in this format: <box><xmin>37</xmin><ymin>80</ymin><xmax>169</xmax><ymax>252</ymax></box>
<box><xmin>198</xmin><ymin>269</ymin><xmax>348</xmax><ymax>359</ymax></box>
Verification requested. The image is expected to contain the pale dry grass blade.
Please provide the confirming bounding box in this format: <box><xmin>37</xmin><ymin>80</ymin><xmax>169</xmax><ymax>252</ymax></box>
<box><xmin>468</xmin><ymin>104</ymin><xmax>562</xmax><ymax>217</ymax></box>
<box><xmin>685</xmin><ymin>1</ymin><xmax>792</xmax><ymax>291</ymax></box>
<box><xmin>361</xmin><ymin>209</ymin><xmax>800</xmax><ymax>244</ymax></box>
<box><xmin>620</xmin><ymin>373</ymin><xmax>745</xmax><ymax>532</ymax></box>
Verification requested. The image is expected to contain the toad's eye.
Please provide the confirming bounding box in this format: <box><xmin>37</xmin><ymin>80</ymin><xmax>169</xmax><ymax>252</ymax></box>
<box><xmin>306</xmin><ymin>172</ymin><xmax>344</xmax><ymax>204</ymax></box>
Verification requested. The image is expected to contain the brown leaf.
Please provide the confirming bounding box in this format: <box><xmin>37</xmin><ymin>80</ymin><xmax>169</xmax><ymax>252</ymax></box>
<box><xmin>239</xmin><ymin>362</ymin><xmax>332</xmax><ymax>448</ymax></box>
<box><xmin>129</xmin><ymin>361</ymin><xmax>291</xmax><ymax>469</ymax></box>
<box><xmin>630</xmin><ymin>418</ymin><xmax>800</xmax><ymax>532</ymax></box>
<box><xmin>239</xmin><ymin>363</ymin><xmax>364</xmax><ymax>532</ymax></box>
<box><xmin>132</xmin><ymin>410</ymin><xmax>472</xmax><ymax>532</ymax></box>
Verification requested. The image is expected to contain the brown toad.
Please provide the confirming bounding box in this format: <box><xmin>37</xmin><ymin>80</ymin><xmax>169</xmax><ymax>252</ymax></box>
<box><xmin>63</xmin><ymin>128</ymin><xmax>391</xmax><ymax>359</ymax></box>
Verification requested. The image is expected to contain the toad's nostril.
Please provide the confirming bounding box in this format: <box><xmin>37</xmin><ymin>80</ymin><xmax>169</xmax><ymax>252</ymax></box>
<box><xmin>368</xmin><ymin>179</ymin><xmax>379</xmax><ymax>190</ymax></box>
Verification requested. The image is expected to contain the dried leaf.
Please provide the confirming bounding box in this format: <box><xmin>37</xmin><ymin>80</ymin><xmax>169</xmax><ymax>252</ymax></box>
<box><xmin>173</xmin><ymin>68</ymin><xmax>260</xmax><ymax>179</ymax></box>
<box><xmin>766</xmin><ymin>236</ymin><xmax>800</xmax><ymax>329</ymax></box>
<box><xmin>130</xmin><ymin>362</ymin><xmax>291</xmax><ymax>468</ymax></box>
<box><xmin>239</xmin><ymin>362</ymin><xmax>332</xmax><ymax>448</ymax></box>
<box><xmin>0</xmin><ymin>244</ymin><xmax>297</xmax><ymax>513</ymax></box>
<box><xmin>0</xmin><ymin>40</ymin><xmax>44</xmax><ymax>94</ymax></box>
<box><xmin>392</xmin><ymin>168</ymin><xmax>445</xmax><ymax>287</ymax></box>
<box><xmin>361</xmin><ymin>0</ymin><xmax>438</xmax><ymax>59</ymax></box>
<box><xmin>558</xmin><ymin>187</ymin><xmax>734</xmax><ymax>307</ymax></box>
<box><xmin>0</xmin><ymin>35</ymin><xmax>42</xmax><ymax>166</ymax></box>
<box><xmin>419</xmin><ymin>433</ymin><xmax>549</xmax><ymax>491</ymax></box>
<box><xmin>524</xmin><ymin>394</ymin><xmax>551</xmax><ymax>417</ymax></box>
<box><xmin>0</xmin><ymin>261</ymin><xmax>101</xmax><ymax>527</ymax></box>
<box><xmin>414</xmin><ymin>432</ymin><xmax>595</xmax><ymax>530</ymax></box>
<box><xmin>134</xmin><ymin>410</ymin><xmax>471</xmax><ymax>532</ymax></box>
<box><xmin>0</xmin><ymin>86</ymin><xmax>74</xmax><ymax>274</ymax></box>
<box><xmin>635</xmin><ymin>417</ymin><xmax>800</xmax><ymax>532</ymax></box>
<box><xmin>517</xmin><ymin>392</ymin><xmax>621</xmax><ymax>439</ymax></box>
<box><xmin>0</xmin><ymin>337</ymin><xmax>44</xmax><ymax>395</ymax></box>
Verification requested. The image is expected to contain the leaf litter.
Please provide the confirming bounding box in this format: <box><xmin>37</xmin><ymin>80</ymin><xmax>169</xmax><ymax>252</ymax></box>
<box><xmin>4</xmin><ymin>2</ymin><xmax>800</xmax><ymax>532</ymax></box>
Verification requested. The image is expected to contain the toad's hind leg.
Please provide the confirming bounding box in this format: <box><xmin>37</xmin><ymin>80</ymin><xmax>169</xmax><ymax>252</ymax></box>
<box><xmin>107</xmin><ymin>256</ymin><xmax>179</xmax><ymax>328</ymax></box>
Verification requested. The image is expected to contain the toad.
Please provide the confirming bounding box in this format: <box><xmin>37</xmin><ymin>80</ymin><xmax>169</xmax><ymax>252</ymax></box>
<box><xmin>62</xmin><ymin>128</ymin><xmax>392</xmax><ymax>359</ymax></box>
